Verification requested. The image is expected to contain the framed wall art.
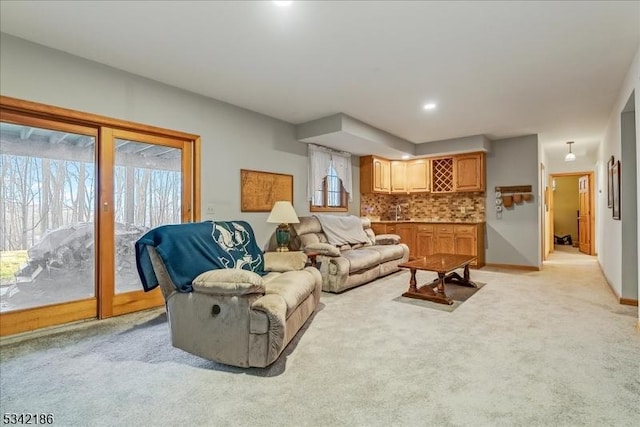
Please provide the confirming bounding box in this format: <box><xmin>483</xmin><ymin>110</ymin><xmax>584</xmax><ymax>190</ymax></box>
<box><xmin>240</xmin><ymin>169</ymin><xmax>293</xmax><ymax>212</ymax></box>
<box><xmin>611</xmin><ymin>160</ymin><xmax>621</xmax><ymax>220</ymax></box>
<box><xmin>607</xmin><ymin>155</ymin><xmax>614</xmax><ymax>208</ymax></box>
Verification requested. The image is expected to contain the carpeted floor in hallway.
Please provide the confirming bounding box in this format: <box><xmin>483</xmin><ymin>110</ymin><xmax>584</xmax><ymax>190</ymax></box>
<box><xmin>1</xmin><ymin>248</ymin><xmax>638</xmax><ymax>426</ymax></box>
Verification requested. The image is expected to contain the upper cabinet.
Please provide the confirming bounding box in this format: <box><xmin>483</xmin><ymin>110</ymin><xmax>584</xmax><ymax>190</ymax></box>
<box><xmin>430</xmin><ymin>157</ymin><xmax>455</xmax><ymax>193</ymax></box>
<box><xmin>390</xmin><ymin>161</ymin><xmax>407</xmax><ymax>193</ymax></box>
<box><xmin>431</xmin><ymin>152</ymin><xmax>485</xmax><ymax>193</ymax></box>
<box><xmin>360</xmin><ymin>156</ymin><xmax>390</xmax><ymax>193</ymax></box>
<box><xmin>407</xmin><ymin>159</ymin><xmax>430</xmax><ymax>192</ymax></box>
<box><xmin>454</xmin><ymin>152</ymin><xmax>485</xmax><ymax>192</ymax></box>
<box><xmin>361</xmin><ymin>152</ymin><xmax>484</xmax><ymax>194</ymax></box>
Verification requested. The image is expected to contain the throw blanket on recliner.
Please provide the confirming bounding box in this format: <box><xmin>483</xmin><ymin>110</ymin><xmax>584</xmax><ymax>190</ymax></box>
<box><xmin>314</xmin><ymin>214</ymin><xmax>371</xmax><ymax>246</ymax></box>
<box><xmin>135</xmin><ymin>221</ymin><xmax>265</xmax><ymax>293</ymax></box>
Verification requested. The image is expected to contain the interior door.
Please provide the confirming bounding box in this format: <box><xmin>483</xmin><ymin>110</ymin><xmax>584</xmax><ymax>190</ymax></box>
<box><xmin>578</xmin><ymin>175</ymin><xmax>591</xmax><ymax>254</ymax></box>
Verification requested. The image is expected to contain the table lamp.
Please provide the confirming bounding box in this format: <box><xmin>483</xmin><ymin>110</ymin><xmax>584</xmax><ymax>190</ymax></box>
<box><xmin>267</xmin><ymin>201</ymin><xmax>300</xmax><ymax>252</ymax></box>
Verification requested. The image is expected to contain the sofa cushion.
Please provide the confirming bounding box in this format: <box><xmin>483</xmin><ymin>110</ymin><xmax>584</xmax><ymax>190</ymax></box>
<box><xmin>264</xmin><ymin>251</ymin><xmax>307</xmax><ymax>272</ymax></box>
<box><xmin>341</xmin><ymin>248</ymin><xmax>382</xmax><ymax>273</ymax></box>
<box><xmin>368</xmin><ymin>244</ymin><xmax>406</xmax><ymax>263</ymax></box>
<box><xmin>264</xmin><ymin>270</ymin><xmax>317</xmax><ymax>317</ymax></box>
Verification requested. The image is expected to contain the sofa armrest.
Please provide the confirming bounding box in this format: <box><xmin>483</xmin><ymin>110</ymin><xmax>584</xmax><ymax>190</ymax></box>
<box><xmin>264</xmin><ymin>251</ymin><xmax>307</xmax><ymax>272</ymax></box>
<box><xmin>375</xmin><ymin>234</ymin><xmax>401</xmax><ymax>245</ymax></box>
<box><xmin>303</xmin><ymin>242</ymin><xmax>341</xmax><ymax>257</ymax></box>
<box><xmin>192</xmin><ymin>269</ymin><xmax>265</xmax><ymax>295</ymax></box>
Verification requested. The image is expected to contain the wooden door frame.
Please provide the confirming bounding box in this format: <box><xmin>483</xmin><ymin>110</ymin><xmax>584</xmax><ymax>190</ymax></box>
<box><xmin>549</xmin><ymin>171</ymin><xmax>596</xmax><ymax>255</ymax></box>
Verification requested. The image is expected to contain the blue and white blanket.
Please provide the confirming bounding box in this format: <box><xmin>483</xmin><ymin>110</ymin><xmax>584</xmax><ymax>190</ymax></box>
<box><xmin>135</xmin><ymin>221</ymin><xmax>265</xmax><ymax>293</ymax></box>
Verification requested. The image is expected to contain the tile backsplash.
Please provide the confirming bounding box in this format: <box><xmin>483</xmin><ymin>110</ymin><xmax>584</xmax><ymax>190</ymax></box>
<box><xmin>361</xmin><ymin>192</ymin><xmax>486</xmax><ymax>222</ymax></box>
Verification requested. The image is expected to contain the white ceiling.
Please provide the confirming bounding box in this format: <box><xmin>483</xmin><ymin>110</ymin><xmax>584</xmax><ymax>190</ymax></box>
<box><xmin>1</xmin><ymin>1</ymin><xmax>638</xmax><ymax>156</ymax></box>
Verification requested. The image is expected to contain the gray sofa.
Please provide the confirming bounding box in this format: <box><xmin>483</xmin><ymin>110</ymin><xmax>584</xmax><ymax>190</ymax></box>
<box><xmin>291</xmin><ymin>216</ymin><xmax>409</xmax><ymax>293</ymax></box>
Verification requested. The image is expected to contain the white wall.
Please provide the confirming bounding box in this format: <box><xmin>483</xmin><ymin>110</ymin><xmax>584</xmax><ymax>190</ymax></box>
<box><xmin>485</xmin><ymin>135</ymin><xmax>541</xmax><ymax>267</ymax></box>
<box><xmin>597</xmin><ymin>45</ymin><xmax>640</xmax><ymax>313</ymax></box>
<box><xmin>0</xmin><ymin>34</ymin><xmax>361</xmax><ymax>247</ymax></box>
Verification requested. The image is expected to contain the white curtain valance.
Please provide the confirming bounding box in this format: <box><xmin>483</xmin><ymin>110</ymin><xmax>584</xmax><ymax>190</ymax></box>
<box><xmin>307</xmin><ymin>144</ymin><xmax>353</xmax><ymax>201</ymax></box>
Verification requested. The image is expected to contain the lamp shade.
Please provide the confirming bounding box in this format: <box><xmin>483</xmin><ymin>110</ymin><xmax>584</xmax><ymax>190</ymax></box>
<box><xmin>267</xmin><ymin>201</ymin><xmax>300</xmax><ymax>224</ymax></box>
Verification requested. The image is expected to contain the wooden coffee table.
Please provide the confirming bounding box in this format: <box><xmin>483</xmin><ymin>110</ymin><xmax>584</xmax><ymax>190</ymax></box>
<box><xmin>399</xmin><ymin>254</ymin><xmax>477</xmax><ymax>305</ymax></box>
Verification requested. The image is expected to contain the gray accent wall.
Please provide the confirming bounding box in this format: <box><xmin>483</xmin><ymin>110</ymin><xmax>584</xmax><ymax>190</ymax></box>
<box><xmin>621</xmin><ymin>108</ymin><xmax>638</xmax><ymax>300</ymax></box>
<box><xmin>485</xmin><ymin>135</ymin><xmax>541</xmax><ymax>267</ymax></box>
<box><xmin>598</xmin><ymin>45</ymin><xmax>640</xmax><ymax>315</ymax></box>
<box><xmin>0</xmin><ymin>34</ymin><xmax>363</xmax><ymax>247</ymax></box>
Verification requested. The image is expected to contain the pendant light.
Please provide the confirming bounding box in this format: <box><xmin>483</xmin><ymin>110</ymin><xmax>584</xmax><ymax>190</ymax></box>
<box><xmin>565</xmin><ymin>141</ymin><xmax>576</xmax><ymax>162</ymax></box>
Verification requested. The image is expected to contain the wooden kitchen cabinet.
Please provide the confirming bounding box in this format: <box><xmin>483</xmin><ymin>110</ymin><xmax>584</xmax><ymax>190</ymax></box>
<box><xmin>370</xmin><ymin>222</ymin><xmax>388</xmax><ymax>236</ymax></box>
<box><xmin>415</xmin><ymin>224</ymin><xmax>435</xmax><ymax>257</ymax></box>
<box><xmin>454</xmin><ymin>152</ymin><xmax>485</xmax><ymax>192</ymax></box>
<box><xmin>407</xmin><ymin>159</ymin><xmax>430</xmax><ymax>192</ymax></box>
<box><xmin>434</xmin><ymin>224</ymin><xmax>455</xmax><ymax>254</ymax></box>
<box><xmin>390</xmin><ymin>161</ymin><xmax>407</xmax><ymax>193</ymax></box>
<box><xmin>454</xmin><ymin>225</ymin><xmax>476</xmax><ymax>257</ymax></box>
<box><xmin>453</xmin><ymin>224</ymin><xmax>485</xmax><ymax>266</ymax></box>
<box><xmin>395</xmin><ymin>223</ymin><xmax>415</xmax><ymax>254</ymax></box>
<box><xmin>371</xmin><ymin>222</ymin><xmax>485</xmax><ymax>267</ymax></box>
<box><xmin>430</xmin><ymin>152</ymin><xmax>485</xmax><ymax>193</ymax></box>
<box><xmin>360</xmin><ymin>156</ymin><xmax>390</xmax><ymax>193</ymax></box>
<box><xmin>430</xmin><ymin>157</ymin><xmax>455</xmax><ymax>193</ymax></box>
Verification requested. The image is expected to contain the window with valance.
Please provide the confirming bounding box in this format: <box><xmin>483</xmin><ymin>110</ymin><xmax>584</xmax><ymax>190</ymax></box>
<box><xmin>307</xmin><ymin>144</ymin><xmax>352</xmax><ymax>212</ymax></box>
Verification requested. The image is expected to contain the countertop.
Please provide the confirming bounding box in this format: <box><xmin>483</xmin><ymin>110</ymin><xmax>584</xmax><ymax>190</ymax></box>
<box><xmin>370</xmin><ymin>219</ymin><xmax>486</xmax><ymax>224</ymax></box>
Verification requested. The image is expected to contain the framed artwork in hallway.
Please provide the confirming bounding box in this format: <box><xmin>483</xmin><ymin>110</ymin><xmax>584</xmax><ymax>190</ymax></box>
<box><xmin>607</xmin><ymin>155</ymin><xmax>614</xmax><ymax>208</ymax></box>
<box><xmin>612</xmin><ymin>160</ymin><xmax>621</xmax><ymax>220</ymax></box>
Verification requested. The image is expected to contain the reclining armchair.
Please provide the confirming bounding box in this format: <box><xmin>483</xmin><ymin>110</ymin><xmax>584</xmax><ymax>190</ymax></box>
<box><xmin>135</xmin><ymin>220</ymin><xmax>321</xmax><ymax>368</ymax></box>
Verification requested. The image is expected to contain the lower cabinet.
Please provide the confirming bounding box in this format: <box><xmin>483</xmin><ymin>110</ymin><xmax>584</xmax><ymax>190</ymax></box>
<box><xmin>372</xmin><ymin>222</ymin><xmax>485</xmax><ymax>268</ymax></box>
<box><xmin>415</xmin><ymin>224</ymin><xmax>434</xmax><ymax>258</ymax></box>
<box><xmin>370</xmin><ymin>222</ymin><xmax>388</xmax><ymax>236</ymax></box>
<box><xmin>434</xmin><ymin>224</ymin><xmax>455</xmax><ymax>254</ymax></box>
<box><xmin>395</xmin><ymin>224</ymin><xmax>415</xmax><ymax>254</ymax></box>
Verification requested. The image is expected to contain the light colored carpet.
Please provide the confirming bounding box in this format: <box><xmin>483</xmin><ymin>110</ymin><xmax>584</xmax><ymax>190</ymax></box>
<box><xmin>1</xmin><ymin>249</ymin><xmax>639</xmax><ymax>426</ymax></box>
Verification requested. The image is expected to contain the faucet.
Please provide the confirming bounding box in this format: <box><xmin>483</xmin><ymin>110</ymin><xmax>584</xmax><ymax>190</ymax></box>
<box><xmin>395</xmin><ymin>205</ymin><xmax>402</xmax><ymax>221</ymax></box>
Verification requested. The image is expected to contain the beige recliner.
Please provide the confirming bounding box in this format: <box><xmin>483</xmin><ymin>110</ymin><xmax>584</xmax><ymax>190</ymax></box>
<box><xmin>136</xmin><ymin>221</ymin><xmax>321</xmax><ymax>368</ymax></box>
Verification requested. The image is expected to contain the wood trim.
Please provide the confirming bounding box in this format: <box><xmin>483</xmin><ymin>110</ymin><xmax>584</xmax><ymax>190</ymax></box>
<box><xmin>112</xmin><ymin>129</ymin><xmax>186</xmax><ymax>148</ymax></box>
<box><xmin>193</xmin><ymin>137</ymin><xmax>202</xmax><ymax>221</ymax></box>
<box><xmin>484</xmin><ymin>263</ymin><xmax>541</xmax><ymax>271</ymax></box>
<box><xmin>619</xmin><ymin>298</ymin><xmax>639</xmax><ymax>307</ymax></box>
<box><xmin>549</xmin><ymin>171</ymin><xmax>596</xmax><ymax>256</ymax></box>
<box><xmin>0</xmin><ymin>110</ymin><xmax>98</xmax><ymax>137</ymax></box>
<box><xmin>112</xmin><ymin>289</ymin><xmax>164</xmax><ymax>316</ymax></box>
<box><xmin>598</xmin><ymin>263</ymin><xmax>637</xmax><ymax>306</ymax></box>
<box><xmin>0</xmin><ymin>96</ymin><xmax>198</xmax><ymax>141</ymax></box>
<box><xmin>98</xmin><ymin>127</ymin><xmax>115</xmax><ymax>319</ymax></box>
<box><xmin>0</xmin><ymin>299</ymin><xmax>96</xmax><ymax>337</ymax></box>
<box><xmin>550</xmin><ymin>170</ymin><xmax>593</xmax><ymax>177</ymax></box>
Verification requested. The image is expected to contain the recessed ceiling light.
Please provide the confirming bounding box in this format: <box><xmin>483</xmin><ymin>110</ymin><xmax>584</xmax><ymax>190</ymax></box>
<box><xmin>423</xmin><ymin>103</ymin><xmax>437</xmax><ymax>111</ymax></box>
<box><xmin>273</xmin><ymin>1</ymin><xmax>293</xmax><ymax>6</ymax></box>
<box><xmin>401</xmin><ymin>155</ymin><xmax>411</xmax><ymax>160</ymax></box>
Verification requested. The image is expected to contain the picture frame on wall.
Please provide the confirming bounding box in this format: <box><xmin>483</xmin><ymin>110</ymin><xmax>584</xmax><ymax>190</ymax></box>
<box><xmin>607</xmin><ymin>155</ymin><xmax>614</xmax><ymax>208</ymax></box>
<box><xmin>612</xmin><ymin>160</ymin><xmax>621</xmax><ymax>220</ymax></box>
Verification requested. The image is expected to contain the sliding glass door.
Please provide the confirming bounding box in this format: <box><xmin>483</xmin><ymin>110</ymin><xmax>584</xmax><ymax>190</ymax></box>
<box><xmin>0</xmin><ymin>98</ymin><xmax>199</xmax><ymax>335</ymax></box>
